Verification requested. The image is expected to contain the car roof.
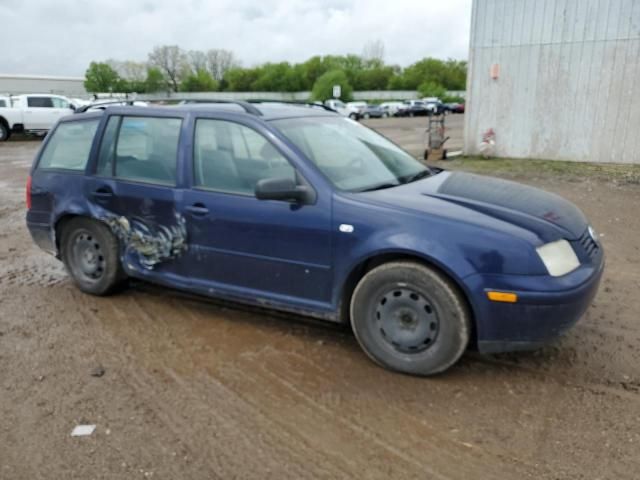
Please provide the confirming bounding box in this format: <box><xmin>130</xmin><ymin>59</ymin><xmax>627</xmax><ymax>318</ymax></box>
<box><xmin>68</xmin><ymin>103</ymin><xmax>338</xmax><ymax>122</ymax></box>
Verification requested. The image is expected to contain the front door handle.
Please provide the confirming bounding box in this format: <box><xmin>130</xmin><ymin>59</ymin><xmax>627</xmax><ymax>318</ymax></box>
<box><xmin>185</xmin><ymin>203</ymin><xmax>209</xmax><ymax>216</ymax></box>
<box><xmin>91</xmin><ymin>187</ymin><xmax>114</xmax><ymax>200</ymax></box>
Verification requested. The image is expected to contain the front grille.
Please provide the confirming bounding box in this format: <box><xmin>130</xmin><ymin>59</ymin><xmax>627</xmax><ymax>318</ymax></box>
<box><xmin>578</xmin><ymin>229</ymin><xmax>599</xmax><ymax>258</ymax></box>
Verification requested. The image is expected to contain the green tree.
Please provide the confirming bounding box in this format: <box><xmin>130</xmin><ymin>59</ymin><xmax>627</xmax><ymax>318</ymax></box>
<box><xmin>311</xmin><ymin>69</ymin><xmax>353</xmax><ymax>102</ymax></box>
<box><xmin>223</xmin><ymin>67</ymin><xmax>260</xmax><ymax>91</ymax></box>
<box><xmin>84</xmin><ymin>62</ymin><xmax>121</xmax><ymax>92</ymax></box>
<box><xmin>392</xmin><ymin>58</ymin><xmax>467</xmax><ymax>91</ymax></box>
<box><xmin>354</xmin><ymin>66</ymin><xmax>396</xmax><ymax>90</ymax></box>
<box><xmin>251</xmin><ymin>62</ymin><xmax>304</xmax><ymax>92</ymax></box>
<box><xmin>144</xmin><ymin>68</ymin><xmax>166</xmax><ymax>93</ymax></box>
<box><xmin>418</xmin><ymin>81</ymin><xmax>447</xmax><ymax>99</ymax></box>
<box><xmin>180</xmin><ymin>69</ymin><xmax>219</xmax><ymax>92</ymax></box>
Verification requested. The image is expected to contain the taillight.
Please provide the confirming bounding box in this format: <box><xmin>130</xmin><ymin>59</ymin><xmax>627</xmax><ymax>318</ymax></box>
<box><xmin>26</xmin><ymin>175</ymin><xmax>32</xmax><ymax>210</ymax></box>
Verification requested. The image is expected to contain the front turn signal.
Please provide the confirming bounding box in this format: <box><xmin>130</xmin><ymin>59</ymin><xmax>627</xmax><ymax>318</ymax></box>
<box><xmin>487</xmin><ymin>291</ymin><xmax>518</xmax><ymax>303</ymax></box>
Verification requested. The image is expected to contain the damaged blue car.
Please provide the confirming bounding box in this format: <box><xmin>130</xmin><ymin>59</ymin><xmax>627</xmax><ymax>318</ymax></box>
<box><xmin>26</xmin><ymin>102</ymin><xmax>604</xmax><ymax>375</ymax></box>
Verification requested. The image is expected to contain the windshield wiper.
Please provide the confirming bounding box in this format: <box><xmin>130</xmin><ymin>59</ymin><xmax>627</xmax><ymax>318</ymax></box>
<box><xmin>357</xmin><ymin>182</ymin><xmax>401</xmax><ymax>192</ymax></box>
<box><xmin>400</xmin><ymin>169</ymin><xmax>432</xmax><ymax>184</ymax></box>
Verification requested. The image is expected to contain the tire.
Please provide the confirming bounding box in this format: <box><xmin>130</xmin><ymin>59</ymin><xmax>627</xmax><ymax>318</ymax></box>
<box><xmin>0</xmin><ymin>122</ymin><xmax>10</xmax><ymax>142</ymax></box>
<box><xmin>349</xmin><ymin>113</ymin><xmax>358</xmax><ymax>120</ymax></box>
<box><xmin>60</xmin><ymin>217</ymin><xmax>126</xmax><ymax>295</ymax></box>
<box><xmin>382</xmin><ymin>113</ymin><xmax>389</xmax><ymax>118</ymax></box>
<box><xmin>350</xmin><ymin>261</ymin><xmax>470</xmax><ymax>376</ymax></box>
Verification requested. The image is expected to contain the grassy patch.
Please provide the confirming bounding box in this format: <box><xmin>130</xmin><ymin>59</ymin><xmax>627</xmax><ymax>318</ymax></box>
<box><xmin>437</xmin><ymin>156</ymin><xmax>640</xmax><ymax>185</ymax></box>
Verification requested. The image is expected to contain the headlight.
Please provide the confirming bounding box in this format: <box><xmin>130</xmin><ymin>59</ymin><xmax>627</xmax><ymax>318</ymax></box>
<box><xmin>536</xmin><ymin>239</ymin><xmax>580</xmax><ymax>277</ymax></box>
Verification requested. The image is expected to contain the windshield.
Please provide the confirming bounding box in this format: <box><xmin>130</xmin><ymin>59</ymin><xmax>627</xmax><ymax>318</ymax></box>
<box><xmin>273</xmin><ymin>116</ymin><xmax>430</xmax><ymax>192</ymax></box>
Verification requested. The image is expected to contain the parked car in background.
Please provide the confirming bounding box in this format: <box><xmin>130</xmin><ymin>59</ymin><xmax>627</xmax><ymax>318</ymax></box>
<box><xmin>346</xmin><ymin>101</ymin><xmax>367</xmax><ymax>118</ymax></box>
<box><xmin>444</xmin><ymin>103</ymin><xmax>459</xmax><ymax>113</ymax></box>
<box><xmin>26</xmin><ymin>101</ymin><xmax>604</xmax><ymax>376</ymax></box>
<box><xmin>452</xmin><ymin>103</ymin><xmax>465</xmax><ymax>114</ymax></box>
<box><xmin>425</xmin><ymin>100</ymin><xmax>446</xmax><ymax>116</ymax></box>
<box><xmin>0</xmin><ymin>94</ymin><xmax>75</xmax><ymax>141</ymax></box>
<box><xmin>324</xmin><ymin>99</ymin><xmax>359</xmax><ymax>119</ymax></box>
<box><xmin>379</xmin><ymin>101</ymin><xmax>404</xmax><ymax>117</ymax></box>
<box><xmin>359</xmin><ymin>104</ymin><xmax>388</xmax><ymax>119</ymax></box>
<box><xmin>396</xmin><ymin>100</ymin><xmax>430</xmax><ymax>117</ymax></box>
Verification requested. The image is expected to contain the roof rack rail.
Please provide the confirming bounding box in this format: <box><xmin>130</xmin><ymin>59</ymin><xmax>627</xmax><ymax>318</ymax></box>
<box><xmin>178</xmin><ymin>99</ymin><xmax>263</xmax><ymax>116</ymax></box>
<box><xmin>247</xmin><ymin>99</ymin><xmax>337</xmax><ymax>113</ymax></box>
<box><xmin>75</xmin><ymin>100</ymin><xmax>137</xmax><ymax>114</ymax></box>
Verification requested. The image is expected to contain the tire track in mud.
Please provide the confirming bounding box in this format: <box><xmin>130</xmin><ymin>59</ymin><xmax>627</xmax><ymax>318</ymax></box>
<box><xmin>80</xmin><ymin>283</ymin><xmax>640</xmax><ymax>479</ymax></box>
<box><xmin>89</xmin><ymin>293</ymin><xmax>440</xmax><ymax>478</ymax></box>
<box><xmin>244</xmin><ymin>349</ymin><xmax>536</xmax><ymax>478</ymax></box>
<box><xmin>88</xmin><ymin>294</ymin><xmax>356</xmax><ymax>479</ymax></box>
<box><xmin>98</xmin><ymin>293</ymin><xmax>525</xmax><ymax>479</ymax></box>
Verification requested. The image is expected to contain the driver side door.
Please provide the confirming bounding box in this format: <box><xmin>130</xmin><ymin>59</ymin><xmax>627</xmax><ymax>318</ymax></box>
<box><xmin>180</xmin><ymin>117</ymin><xmax>334</xmax><ymax>308</ymax></box>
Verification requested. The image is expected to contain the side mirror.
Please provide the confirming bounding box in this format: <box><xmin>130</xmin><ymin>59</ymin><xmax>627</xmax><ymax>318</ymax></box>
<box><xmin>69</xmin><ymin>104</ymin><xmax>77</xmax><ymax>111</ymax></box>
<box><xmin>255</xmin><ymin>177</ymin><xmax>313</xmax><ymax>203</ymax></box>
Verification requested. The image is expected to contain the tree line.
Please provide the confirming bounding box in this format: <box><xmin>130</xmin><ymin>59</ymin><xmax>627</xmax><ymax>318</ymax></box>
<box><xmin>84</xmin><ymin>43</ymin><xmax>467</xmax><ymax>101</ymax></box>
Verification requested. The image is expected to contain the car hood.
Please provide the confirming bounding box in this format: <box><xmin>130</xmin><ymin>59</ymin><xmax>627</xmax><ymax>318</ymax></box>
<box><xmin>360</xmin><ymin>171</ymin><xmax>588</xmax><ymax>241</ymax></box>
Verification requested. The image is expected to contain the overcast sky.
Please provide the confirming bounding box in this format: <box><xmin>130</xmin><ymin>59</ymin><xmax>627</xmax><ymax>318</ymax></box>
<box><xmin>1</xmin><ymin>0</ymin><xmax>472</xmax><ymax>77</ymax></box>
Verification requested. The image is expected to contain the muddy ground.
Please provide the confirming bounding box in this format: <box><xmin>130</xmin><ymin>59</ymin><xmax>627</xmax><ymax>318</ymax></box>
<box><xmin>1</xmin><ymin>117</ymin><xmax>639</xmax><ymax>479</ymax></box>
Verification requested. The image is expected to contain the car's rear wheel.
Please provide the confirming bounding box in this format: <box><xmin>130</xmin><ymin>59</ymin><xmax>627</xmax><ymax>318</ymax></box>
<box><xmin>61</xmin><ymin>217</ymin><xmax>126</xmax><ymax>295</ymax></box>
<box><xmin>350</xmin><ymin>261</ymin><xmax>470</xmax><ymax>376</ymax></box>
<box><xmin>0</xmin><ymin>123</ymin><xmax>10</xmax><ymax>142</ymax></box>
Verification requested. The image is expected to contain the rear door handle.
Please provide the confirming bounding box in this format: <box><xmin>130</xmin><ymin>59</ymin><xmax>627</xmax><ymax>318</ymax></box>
<box><xmin>91</xmin><ymin>187</ymin><xmax>114</xmax><ymax>200</ymax></box>
<box><xmin>185</xmin><ymin>203</ymin><xmax>209</xmax><ymax>216</ymax></box>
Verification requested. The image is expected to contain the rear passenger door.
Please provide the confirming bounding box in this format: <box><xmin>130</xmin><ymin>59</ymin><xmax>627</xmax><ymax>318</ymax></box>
<box><xmin>24</xmin><ymin>96</ymin><xmax>57</xmax><ymax>130</ymax></box>
<box><xmin>181</xmin><ymin>117</ymin><xmax>333</xmax><ymax>306</ymax></box>
<box><xmin>86</xmin><ymin>114</ymin><xmax>187</xmax><ymax>276</ymax></box>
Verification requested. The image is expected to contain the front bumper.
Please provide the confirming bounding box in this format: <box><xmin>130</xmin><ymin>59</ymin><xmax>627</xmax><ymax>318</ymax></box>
<box><xmin>464</xmin><ymin>250</ymin><xmax>604</xmax><ymax>354</ymax></box>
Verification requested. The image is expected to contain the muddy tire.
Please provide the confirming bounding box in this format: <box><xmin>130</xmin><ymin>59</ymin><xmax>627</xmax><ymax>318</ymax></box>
<box><xmin>350</xmin><ymin>261</ymin><xmax>470</xmax><ymax>376</ymax></box>
<box><xmin>60</xmin><ymin>217</ymin><xmax>126</xmax><ymax>295</ymax></box>
<box><xmin>0</xmin><ymin>122</ymin><xmax>9</xmax><ymax>142</ymax></box>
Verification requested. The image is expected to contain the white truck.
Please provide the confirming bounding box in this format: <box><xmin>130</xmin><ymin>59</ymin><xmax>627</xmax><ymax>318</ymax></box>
<box><xmin>323</xmin><ymin>99</ymin><xmax>361</xmax><ymax>119</ymax></box>
<box><xmin>0</xmin><ymin>94</ymin><xmax>76</xmax><ymax>141</ymax></box>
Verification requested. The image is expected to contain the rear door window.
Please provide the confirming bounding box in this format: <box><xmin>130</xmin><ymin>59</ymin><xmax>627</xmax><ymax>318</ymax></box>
<box><xmin>96</xmin><ymin>116</ymin><xmax>182</xmax><ymax>185</ymax></box>
<box><xmin>37</xmin><ymin>120</ymin><xmax>99</xmax><ymax>171</ymax></box>
<box><xmin>27</xmin><ymin>97</ymin><xmax>54</xmax><ymax>108</ymax></box>
<box><xmin>0</xmin><ymin>99</ymin><xmax>6</xmax><ymax>107</ymax></box>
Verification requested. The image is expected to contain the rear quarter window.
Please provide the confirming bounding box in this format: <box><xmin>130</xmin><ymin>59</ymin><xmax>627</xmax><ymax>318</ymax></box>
<box><xmin>37</xmin><ymin>120</ymin><xmax>99</xmax><ymax>171</ymax></box>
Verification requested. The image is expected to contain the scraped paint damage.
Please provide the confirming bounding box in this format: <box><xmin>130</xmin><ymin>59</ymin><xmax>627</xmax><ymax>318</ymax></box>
<box><xmin>104</xmin><ymin>213</ymin><xmax>188</xmax><ymax>270</ymax></box>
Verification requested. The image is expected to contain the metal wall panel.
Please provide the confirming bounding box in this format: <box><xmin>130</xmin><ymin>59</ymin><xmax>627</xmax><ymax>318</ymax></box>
<box><xmin>465</xmin><ymin>0</ymin><xmax>640</xmax><ymax>163</ymax></box>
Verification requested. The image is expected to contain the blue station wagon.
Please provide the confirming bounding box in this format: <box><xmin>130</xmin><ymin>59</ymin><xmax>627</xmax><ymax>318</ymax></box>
<box><xmin>26</xmin><ymin>102</ymin><xmax>604</xmax><ymax>375</ymax></box>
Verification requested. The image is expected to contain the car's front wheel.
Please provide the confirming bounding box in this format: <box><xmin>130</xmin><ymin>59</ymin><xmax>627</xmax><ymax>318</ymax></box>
<box><xmin>60</xmin><ymin>217</ymin><xmax>126</xmax><ymax>295</ymax></box>
<box><xmin>0</xmin><ymin>123</ymin><xmax>10</xmax><ymax>142</ymax></box>
<box><xmin>350</xmin><ymin>261</ymin><xmax>470</xmax><ymax>376</ymax></box>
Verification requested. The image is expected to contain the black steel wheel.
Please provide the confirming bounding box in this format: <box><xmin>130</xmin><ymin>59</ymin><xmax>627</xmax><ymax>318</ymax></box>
<box><xmin>375</xmin><ymin>287</ymin><xmax>440</xmax><ymax>354</ymax></box>
<box><xmin>61</xmin><ymin>217</ymin><xmax>126</xmax><ymax>295</ymax></box>
<box><xmin>350</xmin><ymin>261</ymin><xmax>471</xmax><ymax>376</ymax></box>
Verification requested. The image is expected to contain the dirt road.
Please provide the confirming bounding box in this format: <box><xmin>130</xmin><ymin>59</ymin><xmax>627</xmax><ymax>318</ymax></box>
<box><xmin>1</xmin><ymin>122</ymin><xmax>639</xmax><ymax>479</ymax></box>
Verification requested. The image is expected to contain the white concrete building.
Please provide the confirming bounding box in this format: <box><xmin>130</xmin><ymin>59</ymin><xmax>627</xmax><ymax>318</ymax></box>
<box><xmin>0</xmin><ymin>74</ymin><xmax>86</xmax><ymax>97</ymax></box>
<box><xmin>464</xmin><ymin>0</ymin><xmax>640</xmax><ymax>164</ymax></box>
